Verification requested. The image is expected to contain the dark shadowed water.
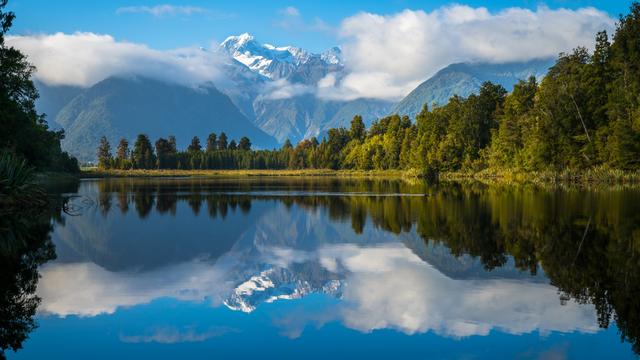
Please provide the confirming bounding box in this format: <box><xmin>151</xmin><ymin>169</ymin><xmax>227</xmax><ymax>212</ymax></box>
<box><xmin>3</xmin><ymin>177</ymin><xmax>640</xmax><ymax>359</ymax></box>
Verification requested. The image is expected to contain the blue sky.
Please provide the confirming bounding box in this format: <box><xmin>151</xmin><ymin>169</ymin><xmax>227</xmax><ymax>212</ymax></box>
<box><xmin>8</xmin><ymin>0</ymin><xmax>632</xmax><ymax>52</ymax></box>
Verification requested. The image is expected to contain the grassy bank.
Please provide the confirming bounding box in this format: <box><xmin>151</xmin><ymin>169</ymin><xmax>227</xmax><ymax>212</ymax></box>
<box><xmin>441</xmin><ymin>166</ymin><xmax>640</xmax><ymax>185</ymax></box>
<box><xmin>80</xmin><ymin>168</ymin><xmax>411</xmax><ymax>179</ymax></box>
<box><xmin>80</xmin><ymin>166</ymin><xmax>640</xmax><ymax>185</ymax></box>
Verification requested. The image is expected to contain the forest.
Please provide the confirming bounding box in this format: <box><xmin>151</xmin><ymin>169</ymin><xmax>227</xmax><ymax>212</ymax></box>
<box><xmin>98</xmin><ymin>3</ymin><xmax>640</xmax><ymax>177</ymax></box>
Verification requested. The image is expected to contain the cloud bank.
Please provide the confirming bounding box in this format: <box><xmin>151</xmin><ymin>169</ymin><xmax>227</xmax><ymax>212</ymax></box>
<box><xmin>6</xmin><ymin>32</ymin><xmax>222</xmax><ymax>87</ymax></box>
<box><xmin>322</xmin><ymin>5</ymin><xmax>615</xmax><ymax>100</ymax></box>
<box><xmin>7</xmin><ymin>5</ymin><xmax>616</xmax><ymax>100</ymax></box>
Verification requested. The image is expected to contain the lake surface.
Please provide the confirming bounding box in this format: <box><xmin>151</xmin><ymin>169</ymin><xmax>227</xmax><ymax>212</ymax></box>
<box><xmin>3</xmin><ymin>177</ymin><xmax>640</xmax><ymax>359</ymax></box>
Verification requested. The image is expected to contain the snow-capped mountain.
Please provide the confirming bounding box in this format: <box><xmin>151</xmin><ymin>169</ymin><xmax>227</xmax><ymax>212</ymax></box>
<box><xmin>218</xmin><ymin>33</ymin><xmax>341</xmax><ymax>81</ymax></box>
<box><xmin>320</xmin><ymin>47</ymin><xmax>342</xmax><ymax>65</ymax></box>
<box><xmin>213</xmin><ymin>33</ymin><xmax>393</xmax><ymax>144</ymax></box>
<box><xmin>224</xmin><ymin>268</ymin><xmax>343</xmax><ymax>313</ymax></box>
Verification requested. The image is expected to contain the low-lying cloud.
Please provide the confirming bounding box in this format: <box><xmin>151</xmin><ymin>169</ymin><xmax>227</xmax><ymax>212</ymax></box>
<box><xmin>325</xmin><ymin>5</ymin><xmax>615</xmax><ymax>100</ymax></box>
<box><xmin>6</xmin><ymin>32</ymin><xmax>222</xmax><ymax>87</ymax></box>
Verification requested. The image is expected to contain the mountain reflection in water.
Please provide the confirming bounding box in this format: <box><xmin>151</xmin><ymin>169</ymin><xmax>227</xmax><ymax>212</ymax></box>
<box><xmin>3</xmin><ymin>178</ymin><xmax>640</xmax><ymax>359</ymax></box>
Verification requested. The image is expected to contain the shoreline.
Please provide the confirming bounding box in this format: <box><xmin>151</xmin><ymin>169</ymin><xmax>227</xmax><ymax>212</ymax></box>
<box><xmin>441</xmin><ymin>167</ymin><xmax>640</xmax><ymax>185</ymax></box>
<box><xmin>74</xmin><ymin>167</ymin><xmax>640</xmax><ymax>185</ymax></box>
<box><xmin>78</xmin><ymin>168</ymin><xmax>411</xmax><ymax>179</ymax></box>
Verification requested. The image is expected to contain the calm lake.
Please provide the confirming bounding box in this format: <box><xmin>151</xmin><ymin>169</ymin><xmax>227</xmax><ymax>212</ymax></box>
<box><xmin>4</xmin><ymin>177</ymin><xmax>640</xmax><ymax>359</ymax></box>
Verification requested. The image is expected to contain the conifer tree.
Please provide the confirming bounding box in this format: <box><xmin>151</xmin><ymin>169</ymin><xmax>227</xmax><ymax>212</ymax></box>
<box><xmin>218</xmin><ymin>132</ymin><xmax>228</xmax><ymax>150</ymax></box>
<box><xmin>97</xmin><ymin>136</ymin><xmax>112</xmax><ymax>169</ymax></box>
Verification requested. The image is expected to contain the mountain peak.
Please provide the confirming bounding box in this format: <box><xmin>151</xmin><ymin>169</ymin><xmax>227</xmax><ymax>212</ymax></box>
<box><xmin>321</xmin><ymin>46</ymin><xmax>343</xmax><ymax>65</ymax></box>
<box><xmin>218</xmin><ymin>34</ymin><xmax>308</xmax><ymax>79</ymax></box>
<box><xmin>218</xmin><ymin>33</ymin><xmax>342</xmax><ymax>80</ymax></box>
<box><xmin>221</xmin><ymin>32</ymin><xmax>254</xmax><ymax>46</ymax></box>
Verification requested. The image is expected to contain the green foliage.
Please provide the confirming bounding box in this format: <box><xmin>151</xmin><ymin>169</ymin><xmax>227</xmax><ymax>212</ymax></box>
<box><xmin>97</xmin><ymin>136</ymin><xmax>112</xmax><ymax>169</ymax></box>
<box><xmin>0</xmin><ymin>0</ymin><xmax>78</xmax><ymax>173</ymax></box>
<box><xmin>187</xmin><ymin>136</ymin><xmax>201</xmax><ymax>153</ymax></box>
<box><xmin>486</xmin><ymin>3</ymin><xmax>640</xmax><ymax>172</ymax></box>
<box><xmin>155</xmin><ymin>138</ymin><xmax>176</xmax><ymax>169</ymax></box>
<box><xmin>238</xmin><ymin>137</ymin><xmax>251</xmax><ymax>151</ymax></box>
<box><xmin>0</xmin><ymin>150</ymin><xmax>46</xmax><ymax>208</ymax></box>
<box><xmin>217</xmin><ymin>132</ymin><xmax>228</xmax><ymax>150</ymax></box>
<box><xmin>131</xmin><ymin>134</ymin><xmax>155</xmax><ymax>169</ymax></box>
<box><xmin>349</xmin><ymin>115</ymin><xmax>366</xmax><ymax>142</ymax></box>
<box><xmin>206</xmin><ymin>133</ymin><xmax>217</xmax><ymax>152</ymax></box>
<box><xmin>115</xmin><ymin>138</ymin><xmax>130</xmax><ymax>169</ymax></box>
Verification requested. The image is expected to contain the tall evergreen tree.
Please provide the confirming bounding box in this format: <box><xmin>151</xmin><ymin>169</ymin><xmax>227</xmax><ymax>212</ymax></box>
<box><xmin>116</xmin><ymin>138</ymin><xmax>129</xmax><ymax>160</ymax></box>
<box><xmin>97</xmin><ymin>136</ymin><xmax>112</xmax><ymax>169</ymax></box>
<box><xmin>217</xmin><ymin>132</ymin><xmax>228</xmax><ymax>150</ymax></box>
<box><xmin>168</xmin><ymin>135</ymin><xmax>177</xmax><ymax>153</ymax></box>
<box><xmin>132</xmin><ymin>134</ymin><xmax>155</xmax><ymax>169</ymax></box>
<box><xmin>155</xmin><ymin>138</ymin><xmax>176</xmax><ymax>169</ymax></box>
<box><xmin>349</xmin><ymin>115</ymin><xmax>366</xmax><ymax>142</ymax></box>
<box><xmin>206</xmin><ymin>133</ymin><xmax>217</xmax><ymax>152</ymax></box>
<box><xmin>238</xmin><ymin>137</ymin><xmax>251</xmax><ymax>151</ymax></box>
<box><xmin>188</xmin><ymin>136</ymin><xmax>201</xmax><ymax>153</ymax></box>
<box><xmin>115</xmin><ymin>138</ymin><xmax>129</xmax><ymax>169</ymax></box>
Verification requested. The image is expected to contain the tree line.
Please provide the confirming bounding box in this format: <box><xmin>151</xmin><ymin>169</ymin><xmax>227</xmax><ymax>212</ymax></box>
<box><xmin>99</xmin><ymin>3</ymin><xmax>640</xmax><ymax>175</ymax></box>
<box><xmin>96</xmin><ymin>133</ymin><xmax>286</xmax><ymax>170</ymax></box>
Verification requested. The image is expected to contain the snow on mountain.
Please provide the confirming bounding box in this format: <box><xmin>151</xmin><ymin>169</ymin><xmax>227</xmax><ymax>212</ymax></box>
<box><xmin>224</xmin><ymin>268</ymin><xmax>343</xmax><ymax>313</ymax></box>
<box><xmin>321</xmin><ymin>47</ymin><xmax>343</xmax><ymax>65</ymax></box>
<box><xmin>218</xmin><ymin>33</ymin><xmax>341</xmax><ymax>80</ymax></box>
<box><xmin>213</xmin><ymin>33</ymin><xmax>392</xmax><ymax>145</ymax></box>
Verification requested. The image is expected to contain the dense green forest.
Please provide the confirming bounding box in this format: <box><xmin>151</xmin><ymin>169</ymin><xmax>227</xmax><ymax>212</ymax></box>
<box><xmin>100</xmin><ymin>3</ymin><xmax>640</xmax><ymax>176</ymax></box>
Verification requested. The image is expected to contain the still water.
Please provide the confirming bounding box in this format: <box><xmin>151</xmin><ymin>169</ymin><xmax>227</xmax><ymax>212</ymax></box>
<box><xmin>4</xmin><ymin>178</ymin><xmax>640</xmax><ymax>359</ymax></box>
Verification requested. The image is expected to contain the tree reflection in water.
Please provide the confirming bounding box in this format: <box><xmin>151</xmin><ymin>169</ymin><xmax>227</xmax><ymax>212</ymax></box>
<box><xmin>94</xmin><ymin>178</ymin><xmax>640</xmax><ymax>354</ymax></box>
<box><xmin>0</xmin><ymin>180</ymin><xmax>78</xmax><ymax>359</ymax></box>
<box><xmin>4</xmin><ymin>177</ymin><xmax>640</xmax><ymax>356</ymax></box>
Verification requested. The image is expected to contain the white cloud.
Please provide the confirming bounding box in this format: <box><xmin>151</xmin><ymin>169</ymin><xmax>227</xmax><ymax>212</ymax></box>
<box><xmin>116</xmin><ymin>5</ymin><xmax>208</xmax><ymax>17</ymax></box>
<box><xmin>37</xmin><ymin>260</ymin><xmax>234</xmax><ymax>317</ymax></box>
<box><xmin>322</xmin><ymin>5</ymin><xmax>615</xmax><ymax>100</ymax></box>
<box><xmin>120</xmin><ymin>326</ymin><xmax>238</xmax><ymax>343</ymax></box>
<box><xmin>259</xmin><ymin>78</ymin><xmax>315</xmax><ymax>100</ymax></box>
<box><xmin>281</xmin><ymin>6</ymin><xmax>300</xmax><ymax>17</ymax></box>
<box><xmin>329</xmin><ymin>244</ymin><xmax>598</xmax><ymax>337</ymax></box>
<box><xmin>263</xmin><ymin>243</ymin><xmax>599</xmax><ymax>337</ymax></box>
<box><xmin>6</xmin><ymin>32</ymin><xmax>222</xmax><ymax>87</ymax></box>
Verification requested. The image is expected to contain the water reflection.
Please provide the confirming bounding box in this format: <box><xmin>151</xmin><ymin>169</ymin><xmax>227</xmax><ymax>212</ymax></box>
<box><xmin>24</xmin><ymin>178</ymin><xmax>639</xmax><ymax>357</ymax></box>
<box><xmin>0</xmin><ymin>180</ymin><xmax>78</xmax><ymax>359</ymax></box>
